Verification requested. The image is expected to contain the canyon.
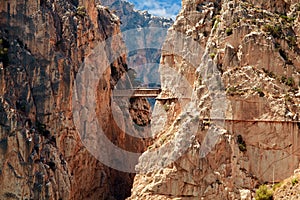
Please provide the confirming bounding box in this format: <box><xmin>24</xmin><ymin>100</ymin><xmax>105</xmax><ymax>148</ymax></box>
<box><xmin>129</xmin><ymin>0</ymin><xmax>300</xmax><ymax>199</ymax></box>
<box><xmin>0</xmin><ymin>0</ymin><xmax>300</xmax><ymax>200</ymax></box>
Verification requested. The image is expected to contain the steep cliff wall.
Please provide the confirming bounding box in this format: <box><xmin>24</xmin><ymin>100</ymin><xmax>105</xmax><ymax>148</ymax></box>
<box><xmin>0</xmin><ymin>0</ymin><xmax>150</xmax><ymax>199</ymax></box>
<box><xmin>129</xmin><ymin>0</ymin><xmax>300</xmax><ymax>199</ymax></box>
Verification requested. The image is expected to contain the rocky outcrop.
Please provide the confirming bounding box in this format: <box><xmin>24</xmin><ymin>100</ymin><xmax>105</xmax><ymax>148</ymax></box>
<box><xmin>274</xmin><ymin>172</ymin><xmax>300</xmax><ymax>199</ymax></box>
<box><xmin>129</xmin><ymin>0</ymin><xmax>300</xmax><ymax>199</ymax></box>
<box><xmin>0</xmin><ymin>0</ymin><xmax>150</xmax><ymax>199</ymax></box>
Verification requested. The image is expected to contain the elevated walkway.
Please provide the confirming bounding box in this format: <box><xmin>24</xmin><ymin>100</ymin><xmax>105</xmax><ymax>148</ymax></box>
<box><xmin>113</xmin><ymin>88</ymin><xmax>162</xmax><ymax>98</ymax></box>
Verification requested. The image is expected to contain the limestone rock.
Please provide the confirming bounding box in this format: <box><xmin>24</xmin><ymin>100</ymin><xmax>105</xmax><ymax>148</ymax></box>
<box><xmin>0</xmin><ymin>0</ymin><xmax>150</xmax><ymax>199</ymax></box>
<box><xmin>129</xmin><ymin>0</ymin><xmax>300</xmax><ymax>199</ymax></box>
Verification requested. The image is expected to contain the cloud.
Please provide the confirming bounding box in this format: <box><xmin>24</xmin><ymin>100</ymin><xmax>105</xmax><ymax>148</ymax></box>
<box><xmin>128</xmin><ymin>0</ymin><xmax>181</xmax><ymax>19</ymax></box>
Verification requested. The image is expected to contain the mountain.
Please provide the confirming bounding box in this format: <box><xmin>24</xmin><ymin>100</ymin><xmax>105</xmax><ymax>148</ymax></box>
<box><xmin>0</xmin><ymin>0</ymin><xmax>151</xmax><ymax>199</ymax></box>
<box><xmin>126</xmin><ymin>0</ymin><xmax>181</xmax><ymax>19</ymax></box>
<box><xmin>100</xmin><ymin>0</ymin><xmax>173</xmax><ymax>87</ymax></box>
<box><xmin>128</xmin><ymin>0</ymin><xmax>300</xmax><ymax>199</ymax></box>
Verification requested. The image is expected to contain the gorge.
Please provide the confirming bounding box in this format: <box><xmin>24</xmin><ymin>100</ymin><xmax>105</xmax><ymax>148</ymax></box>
<box><xmin>0</xmin><ymin>0</ymin><xmax>300</xmax><ymax>200</ymax></box>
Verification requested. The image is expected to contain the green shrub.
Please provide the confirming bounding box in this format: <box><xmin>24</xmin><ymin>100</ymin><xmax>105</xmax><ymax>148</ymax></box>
<box><xmin>0</xmin><ymin>37</ymin><xmax>9</xmax><ymax>66</ymax></box>
<box><xmin>263</xmin><ymin>24</ymin><xmax>283</xmax><ymax>38</ymax></box>
<box><xmin>212</xmin><ymin>16</ymin><xmax>221</xmax><ymax>29</ymax></box>
<box><xmin>163</xmin><ymin>104</ymin><xmax>170</xmax><ymax>112</ymax></box>
<box><xmin>253</xmin><ymin>87</ymin><xmax>265</xmax><ymax>97</ymax></box>
<box><xmin>76</xmin><ymin>6</ymin><xmax>86</xmax><ymax>17</ymax></box>
<box><xmin>280</xmin><ymin>14</ymin><xmax>296</xmax><ymax>23</ymax></box>
<box><xmin>286</xmin><ymin>35</ymin><xmax>297</xmax><ymax>48</ymax></box>
<box><xmin>272</xmin><ymin>182</ymin><xmax>282</xmax><ymax>191</ymax></box>
<box><xmin>198</xmin><ymin>76</ymin><xmax>202</xmax><ymax>85</ymax></box>
<box><xmin>285</xmin><ymin>94</ymin><xmax>292</xmax><ymax>102</ymax></box>
<box><xmin>147</xmin><ymin>145</ymin><xmax>154</xmax><ymax>150</ymax></box>
<box><xmin>286</xmin><ymin>77</ymin><xmax>295</xmax><ymax>87</ymax></box>
<box><xmin>296</xmin><ymin>3</ymin><xmax>300</xmax><ymax>11</ymax></box>
<box><xmin>292</xmin><ymin>177</ymin><xmax>298</xmax><ymax>186</ymax></box>
<box><xmin>238</xmin><ymin>143</ymin><xmax>247</xmax><ymax>152</ymax></box>
<box><xmin>159</xmin><ymin>135</ymin><xmax>167</xmax><ymax>144</ymax></box>
<box><xmin>226</xmin><ymin>87</ymin><xmax>236</xmax><ymax>94</ymax></box>
<box><xmin>209</xmin><ymin>53</ymin><xmax>216</xmax><ymax>59</ymax></box>
<box><xmin>262</xmin><ymin>68</ymin><xmax>276</xmax><ymax>79</ymax></box>
<box><xmin>255</xmin><ymin>185</ymin><xmax>273</xmax><ymax>200</ymax></box>
<box><xmin>226</xmin><ymin>87</ymin><xmax>245</xmax><ymax>96</ymax></box>
<box><xmin>237</xmin><ymin>135</ymin><xmax>247</xmax><ymax>152</ymax></box>
<box><xmin>225</xmin><ymin>28</ymin><xmax>233</xmax><ymax>36</ymax></box>
<box><xmin>281</xmin><ymin>76</ymin><xmax>295</xmax><ymax>87</ymax></box>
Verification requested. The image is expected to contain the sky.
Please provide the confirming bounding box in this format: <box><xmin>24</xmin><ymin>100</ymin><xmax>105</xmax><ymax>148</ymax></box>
<box><xmin>127</xmin><ymin>0</ymin><xmax>182</xmax><ymax>19</ymax></box>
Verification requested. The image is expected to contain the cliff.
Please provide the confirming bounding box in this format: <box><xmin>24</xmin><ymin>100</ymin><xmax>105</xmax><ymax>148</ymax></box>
<box><xmin>0</xmin><ymin>0</ymin><xmax>150</xmax><ymax>199</ymax></box>
<box><xmin>129</xmin><ymin>0</ymin><xmax>300</xmax><ymax>199</ymax></box>
<box><xmin>100</xmin><ymin>0</ymin><xmax>173</xmax><ymax>86</ymax></box>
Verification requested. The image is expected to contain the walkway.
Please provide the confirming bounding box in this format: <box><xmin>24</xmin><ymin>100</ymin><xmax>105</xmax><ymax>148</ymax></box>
<box><xmin>113</xmin><ymin>88</ymin><xmax>162</xmax><ymax>98</ymax></box>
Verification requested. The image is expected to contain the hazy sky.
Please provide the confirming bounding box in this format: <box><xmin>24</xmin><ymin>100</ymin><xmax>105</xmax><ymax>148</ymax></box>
<box><xmin>127</xmin><ymin>0</ymin><xmax>182</xmax><ymax>19</ymax></box>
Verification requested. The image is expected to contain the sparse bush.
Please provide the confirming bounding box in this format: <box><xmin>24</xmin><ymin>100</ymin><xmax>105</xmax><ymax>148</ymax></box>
<box><xmin>281</xmin><ymin>76</ymin><xmax>287</xmax><ymax>84</ymax></box>
<box><xmin>226</xmin><ymin>87</ymin><xmax>245</xmax><ymax>96</ymax></box>
<box><xmin>253</xmin><ymin>87</ymin><xmax>265</xmax><ymax>97</ymax></box>
<box><xmin>237</xmin><ymin>135</ymin><xmax>247</xmax><ymax>152</ymax></box>
<box><xmin>285</xmin><ymin>94</ymin><xmax>292</xmax><ymax>102</ymax></box>
<box><xmin>76</xmin><ymin>6</ymin><xmax>86</xmax><ymax>17</ymax></box>
<box><xmin>212</xmin><ymin>16</ymin><xmax>221</xmax><ymax>29</ymax></box>
<box><xmin>227</xmin><ymin>87</ymin><xmax>236</xmax><ymax>95</ymax></box>
<box><xmin>280</xmin><ymin>14</ymin><xmax>296</xmax><ymax>23</ymax></box>
<box><xmin>159</xmin><ymin>135</ymin><xmax>167</xmax><ymax>144</ymax></box>
<box><xmin>281</xmin><ymin>76</ymin><xmax>295</xmax><ymax>87</ymax></box>
<box><xmin>198</xmin><ymin>76</ymin><xmax>202</xmax><ymax>85</ymax></box>
<box><xmin>263</xmin><ymin>24</ymin><xmax>283</xmax><ymax>39</ymax></box>
<box><xmin>274</xmin><ymin>42</ymin><xmax>280</xmax><ymax>50</ymax></box>
<box><xmin>225</xmin><ymin>28</ymin><xmax>233</xmax><ymax>36</ymax></box>
<box><xmin>0</xmin><ymin>37</ymin><xmax>9</xmax><ymax>67</ymax></box>
<box><xmin>163</xmin><ymin>103</ymin><xmax>170</xmax><ymax>112</ymax></box>
<box><xmin>296</xmin><ymin>3</ymin><xmax>300</xmax><ymax>11</ymax></box>
<box><xmin>262</xmin><ymin>68</ymin><xmax>276</xmax><ymax>79</ymax></box>
<box><xmin>272</xmin><ymin>182</ymin><xmax>282</xmax><ymax>191</ymax></box>
<box><xmin>292</xmin><ymin>177</ymin><xmax>298</xmax><ymax>186</ymax></box>
<box><xmin>147</xmin><ymin>144</ymin><xmax>154</xmax><ymax>150</ymax></box>
<box><xmin>286</xmin><ymin>35</ymin><xmax>297</xmax><ymax>48</ymax></box>
<box><xmin>286</xmin><ymin>77</ymin><xmax>295</xmax><ymax>87</ymax></box>
<box><xmin>255</xmin><ymin>185</ymin><xmax>273</xmax><ymax>200</ymax></box>
<box><xmin>209</xmin><ymin>52</ymin><xmax>216</xmax><ymax>59</ymax></box>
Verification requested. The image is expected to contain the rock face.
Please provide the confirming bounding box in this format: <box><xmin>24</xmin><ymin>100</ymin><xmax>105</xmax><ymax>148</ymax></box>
<box><xmin>0</xmin><ymin>0</ymin><xmax>150</xmax><ymax>199</ymax></box>
<box><xmin>100</xmin><ymin>0</ymin><xmax>173</xmax><ymax>86</ymax></box>
<box><xmin>274</xmin><ymin>172</ymin><xmax>300</xmax><ymax>199</ymax></box>
<box><xmin>129</xmin><ymin>0</ymin><xmax>300</xmax><ymax>199</ymax></box>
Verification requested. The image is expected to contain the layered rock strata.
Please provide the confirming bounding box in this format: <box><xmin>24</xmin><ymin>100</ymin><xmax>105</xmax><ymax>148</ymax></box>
<box><xmin>0</xmin><ymin>0</ymin><xmax>150</xmax><ymax>199</ymax></box>
<box><xmin>129</xmin><ymin>0</ymin><xmax>300</xmax><ymax>199</ymax></box>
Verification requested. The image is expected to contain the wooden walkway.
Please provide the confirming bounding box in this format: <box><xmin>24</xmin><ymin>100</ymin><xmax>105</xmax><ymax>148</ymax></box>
<box><xmin>113</xmin><ymin>88</ymin><xmax>162</xmax><ymax>98</ymax></box>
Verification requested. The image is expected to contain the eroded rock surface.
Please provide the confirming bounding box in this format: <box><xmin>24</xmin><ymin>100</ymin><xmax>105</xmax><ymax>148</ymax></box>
<box><xmin>129</xmin><ymin>0</ymin><xmax>300</xmax><ymax>199</ymax></box>
<box><xmin>0</xmin><ymin>0</ymin><xmax>150</xmax><ymax>199</ymax></box>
